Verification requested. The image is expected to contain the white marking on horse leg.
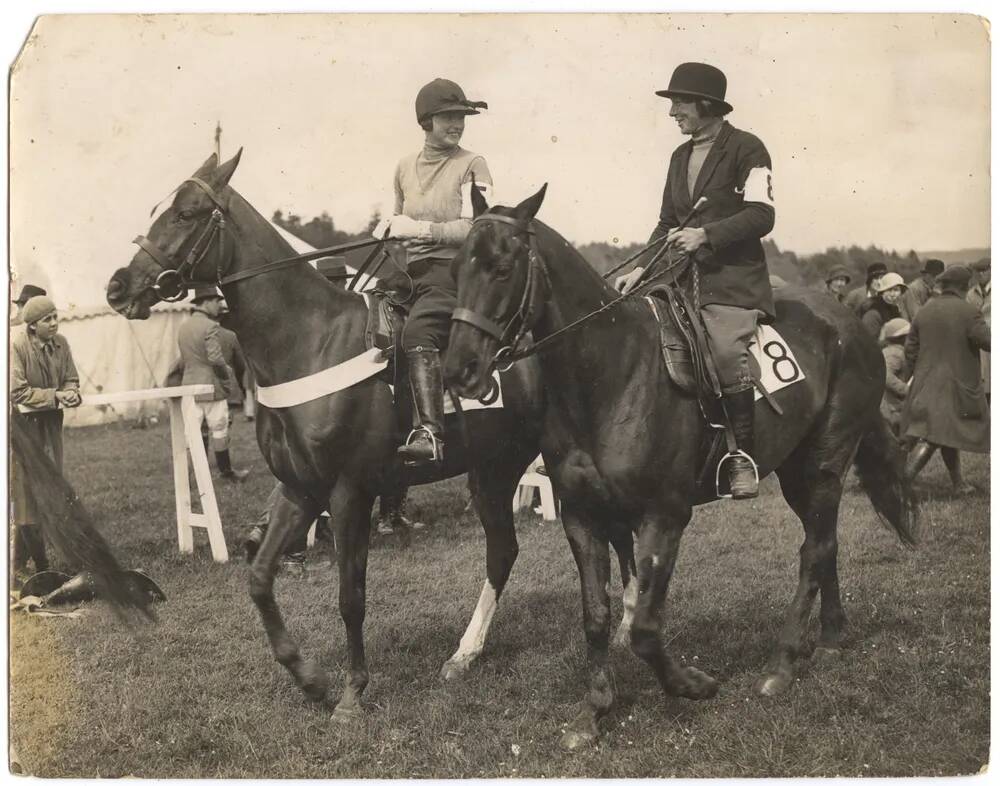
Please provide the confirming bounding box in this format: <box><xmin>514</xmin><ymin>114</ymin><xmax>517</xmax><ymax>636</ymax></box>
<box><xmin>613</xmin><ymin>568</ymin><xmax>639</xmax><ymax>648</ymax></box>
<box><xmin>447</xmin><ymin>580</ymin><xmax>498</xmax><ymax>667</ymax></box>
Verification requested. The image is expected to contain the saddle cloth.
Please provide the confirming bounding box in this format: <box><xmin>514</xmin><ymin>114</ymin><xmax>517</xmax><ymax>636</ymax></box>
<box><xmin>645</xmin><ymin>286</ymin><xmax>805</xmax><ymax>404</ymax></box>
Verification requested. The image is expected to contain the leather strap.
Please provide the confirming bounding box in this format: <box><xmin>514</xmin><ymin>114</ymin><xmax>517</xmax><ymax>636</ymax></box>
<box><xmin>451</xmin><ymin>307</ymin><xmax>507</xmax><ymax>342</ymax></box>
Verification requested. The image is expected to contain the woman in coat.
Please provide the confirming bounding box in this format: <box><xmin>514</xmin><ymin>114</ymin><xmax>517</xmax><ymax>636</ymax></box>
<box><xmin>860</xmin><ymin>272</ymin><xmax>906</xmax><ymax>338</ymax></box>
<box><xmin>902</xmin><ymin>266</ymin><xmax>990</xmax><ymax>494</ymax></box>
<box><xmin>10</xmin><ymin>295</ymin><xmax>81</xmax><ymax>579</ymax></box>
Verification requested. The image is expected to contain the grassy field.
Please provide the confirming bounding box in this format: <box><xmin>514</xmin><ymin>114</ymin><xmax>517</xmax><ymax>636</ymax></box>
<box><xmin>9</xmin><ymin>416</ymin><xmax>991</xmax><ymax>777</ymax></box>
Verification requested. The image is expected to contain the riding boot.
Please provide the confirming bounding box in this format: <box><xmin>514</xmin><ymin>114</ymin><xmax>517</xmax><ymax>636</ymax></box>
<box><xmin>940</xmin><ymin>447</ymin><xmax>975</xmax><ymax>496</ymax></box>
<box><xmin>904</xmin><ymin>440</ymin><xmax>936</xmax><ymax>484</ymax></box>
<box><xmin>215</xmin><ymin>449</ymin><xmax>250</xmax><ymax>482</ymax></box>
<box><xmin>397</xmin><ymin>348</ymin><xmax>445</xmax><ymax>467</ymax></box>
<box><xmin>722</xmin><ymin>387</ymin><xmax>759</xmax><ymax>500</ymax></box>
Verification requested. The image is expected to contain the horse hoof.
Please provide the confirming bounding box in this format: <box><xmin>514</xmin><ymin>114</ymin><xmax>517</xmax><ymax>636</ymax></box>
<box><xmin>754</xmin><ymin>672</ymin><xmax>792</xmax><ymax>697</ymax></box>
<box><xmin>560</xmin><ymin>729</ymin><xmax>598</xmax><ymax>752</ymax></box>
<box><xmin>440</xmin><ymin>657</ymin><xmax>473</xmax><ymax>682</ymax></box>
<box><xmin>812</xmin><ymin>646</ymin><xmax>842</xmax><ymax>663</ymax></box>
<box><xmin>300</xmin><ymin>661</ymin><xmax>330</xmax><ymax>703</ymax></box>
<box><xmin>332</xmin><ymin>703</ymin><xmax>363</xmax><ymax>723</ymax></box>
<box><xmin>675</xmin><ymin>666</ymin><xmax>719</xmax><ymax>700</ymax></box>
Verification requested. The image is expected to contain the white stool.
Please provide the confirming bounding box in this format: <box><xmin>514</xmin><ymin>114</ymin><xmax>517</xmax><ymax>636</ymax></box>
<box><xmin>514</xmin><ymin>457</ymin><xmax>558</xmax><ymax>521</ymax></box>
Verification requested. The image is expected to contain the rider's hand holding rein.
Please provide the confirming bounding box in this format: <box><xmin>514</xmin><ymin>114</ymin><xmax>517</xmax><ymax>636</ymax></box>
<box><xmin>373</xmin><ymin>214</ymin><xmax>433</xmax><ymax>242</ymax></box>
<box><xmin>666</xmin><ymin>226</ymin><xmax>708</xmax><ymax>254</ymax></box>
<box><xmin>615</xmin><ymin>267</ymin><xmax>646</xmax><ymax>295</ymax></box>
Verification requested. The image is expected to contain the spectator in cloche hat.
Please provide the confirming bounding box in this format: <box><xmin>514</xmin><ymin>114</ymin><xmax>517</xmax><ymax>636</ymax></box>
<box><xmin>824</xmin><ymin>266</ymin><xmax>852</xmax><ymax>303</ymax></box>
<box><xmin>860</xmin><ymin>272</ymin><xmax>906</xmax><ymax>339</ymax></box>
<box><xmin>9</xmin><ymin>294</ymin><xmax>81</xmax><ymax>584</ymax></box>
<box><xmin>878</xmin><ymin>317</ymin><xmax>911</xmax><ymax>437</ymax></box>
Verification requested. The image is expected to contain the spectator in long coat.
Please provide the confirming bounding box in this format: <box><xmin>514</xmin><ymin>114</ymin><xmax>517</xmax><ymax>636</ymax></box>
<box><xmin>967</xmin><ymin>257</ymin><xmax>990</xmax><ymax>402</ymax></box>
<box><xmin>9</xmin><ymin>295</ymin><xmax>81</xmax><ymax>579</ymax></box>
<box><xmin>902</xmin><ymin>265</ymin><xmax>990</xmax><ymax>494</ymax></box>
<box><xmin>899</xmin><ymin>258</ymin><xmax>944</xmax><ymax>321</ymax></box>
<box><xmin>879</xmin><ymin>317</ymin><xmax>911</xmax><ymax>437</ymax></box>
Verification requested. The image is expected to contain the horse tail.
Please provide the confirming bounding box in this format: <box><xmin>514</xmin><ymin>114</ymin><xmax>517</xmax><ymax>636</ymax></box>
<box><xmin>11</xmin><ymin>417</ymin><xmax>157</xmax><ymax>621</ymax></box>
<box><xmin>852</xmin><ymin>417</ymin><xmax>920</xmax><ymax>546</ymax></box>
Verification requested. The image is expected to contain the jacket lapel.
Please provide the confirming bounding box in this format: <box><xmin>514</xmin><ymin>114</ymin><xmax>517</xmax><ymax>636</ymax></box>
<box><xmin>690</xmin><ymin>121</ymin><xmax>733</xmax><ymax>203</ymax></box>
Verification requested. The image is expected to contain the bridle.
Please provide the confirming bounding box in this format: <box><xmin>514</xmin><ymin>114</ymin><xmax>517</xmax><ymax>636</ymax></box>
<box><xmin>132</xmin><ymin>176</ymin><xmax>232</xmax><ymax>302</ymax></box>
<box><xmin>451</xmin><ymin>213</ymin><xmax>550</xmax><ymax>372</ymax></box>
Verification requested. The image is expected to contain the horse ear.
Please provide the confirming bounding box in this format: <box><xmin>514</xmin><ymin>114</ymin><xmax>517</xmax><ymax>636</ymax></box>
<box><xmin>514</xmin><ymin>183</ymin><xmax>547</xmax><ymax>222</ymax></box>
<box><xmin>214</xmin><ymin>148</ymin><xmax>243</xmax><ymax>186</ymax></box>
<box><xmin>470</xmin><ymin>176</ymin><xmax>489</xmax><ymax>218</ymax></box>
<box><xmin>193</xmin><ymin>153</ymin><xmax>218</xmax><ymax>178</ymax></box>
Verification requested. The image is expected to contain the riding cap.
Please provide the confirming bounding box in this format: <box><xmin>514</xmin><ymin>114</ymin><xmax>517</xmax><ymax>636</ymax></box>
<box><xmin>873</xmin><ymin>273</ymin><xmax>907</xmax><ymax>293</ymax></box>
<box><xmin>825</xmin><ymin>266</ymin><xmax>852</xmax><ymax>284</ymax></box>
<box><xmin>881</xmin><ymin>317</ymin><xmax>911</xmax><ymax>340</ymax></box>
<box><xmin>936</xmin><ymin>265</ymin><xmax>973</xmax><ymax>289</ymax></box>
<box><xmin>21</xmin><ymin>295</ymin><xmax>56</xmax><ymax>325</ymax></box>
<box><xmin>13</xmin><ymin>284</ymin><xmax>47</xmax><ymax>306</ymax></box>
<box><xmin>655</xmin><ymin>63</ymin><xmax>733</xmax><ymax>113</ymax></box>
<box><xmin>415</xmin><ymin>78</ymin><xmax>488</xmax><ymax>124</ymax></box>
<box><xmin>190</xmin><ymin>285</ymin><xmax>223</xmax><ymax>304</ymax></box>
<box><xmin>921</xmin><ymin>258</ymin><xmax>945</xmax><ymax>276</ymax></box>
<box><xmin>971</xmin><ymin>257</ymin><xmax>991</xmax><ymax>272</ymax></box>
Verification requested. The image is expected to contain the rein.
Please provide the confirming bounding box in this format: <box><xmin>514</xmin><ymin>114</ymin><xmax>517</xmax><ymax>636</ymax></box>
<box><xmin>133</xmin><ymin>176</ymin><xmax>383</xmax><ymax>302</ymax></box>
<box><xmin>453</xmin><ymin>213</ymin><xmax>690</xmax><ymax>369</ymax></box>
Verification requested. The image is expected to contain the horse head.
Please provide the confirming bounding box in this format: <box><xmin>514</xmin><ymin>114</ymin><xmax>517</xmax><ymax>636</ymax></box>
<box><xmin>106</xmin><ymin>150</ymin><xmax>243</xmax><ymax>319</ymax></box>
<box><xmin>446</xmin><ymin>183</ymin><xmax>548</xmax><ymax>399</ymax></box>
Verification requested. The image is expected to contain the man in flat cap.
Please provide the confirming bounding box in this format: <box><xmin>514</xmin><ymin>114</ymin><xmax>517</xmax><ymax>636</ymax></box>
<box><xmin>899</xmin><ymin>258</ymin><xmax>945</xmax><ymax>322</ymax></box>
<box><xmin>616</xmin><ymin>61</ymin><xmax>775</xmax><ymax>499</ymax></box>
<box><xmin>176</xmin><ymin>286</ymin><xmax>249</xmax><ymax>481</ymax></box>
<box><xmin>902</xmin><ymin>265</ymin><xmax>990</xmax><ymax>494</ymax></box>
<box><xmin>967</xmin><ymin>257</ymin><xmax>990</xmax><ymax>402</ymax></box>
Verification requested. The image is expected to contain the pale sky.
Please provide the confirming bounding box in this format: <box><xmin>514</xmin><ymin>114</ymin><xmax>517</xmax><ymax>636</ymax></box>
<box><xmin>7</xmin><ymin>12</ymin><xmax>991</xmax><ymax>307</ymax></box>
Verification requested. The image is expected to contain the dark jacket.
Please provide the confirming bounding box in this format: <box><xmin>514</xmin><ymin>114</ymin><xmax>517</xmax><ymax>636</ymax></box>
<box><xmin>901</xmin><ymin>291</ymin><xmax>990</xmax><ymax>452</ymax></box>
<box><xmin>860</xmin><ymin>296</ymin><xmax>900</xmax><ymax>338</ymax></box>
<box><xmin>649</xmin><ymin>121</ymin><xmax>775</xmax><ymax>319</ymax></box>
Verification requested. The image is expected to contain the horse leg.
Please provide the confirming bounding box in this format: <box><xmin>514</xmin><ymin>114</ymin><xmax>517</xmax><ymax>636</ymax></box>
<box><xmin>440</xmin><ymin>461</ymin><xmax>524</xmax><ymax>681</ymax></box>
<box><xmin>611</xmin><ymin>530</ymin><xmax>638</xmax><ymax>649</ymax></box>
<box><xmin>560</xmin><ymin>507</ymin><xmax>616</xmax><ymax>751</ymax></box>
<box><xmin>330</xmin><ymin>482</ymin><xmax>375</xmax><ymax>721</ymax></box>
<box><xmin>630</xmin><ymin>506</ymin><xmax>719</xmax><ymax>701</ymax></box>
<box><xmin>758</xmin><ymin>443</ymin><xmax>854</xmax><ymax>695</ymax></box>
<box><xmin>247</xmin><ymin>484</ymin><xmax>328</xmax><ymax>701</ymax></box>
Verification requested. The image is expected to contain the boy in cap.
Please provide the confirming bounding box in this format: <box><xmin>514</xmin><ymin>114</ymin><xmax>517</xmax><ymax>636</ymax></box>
<box><xmin>878</xmin><ymin>317</ymin><xmax>911</xmax><ymax>436</ymax></box>
<box><xmin>372</xmin><ymin>78</ymin><xmax>492</xmax><ymax>468</ymax></box>
<box><xmin>902</xmin><ymin>265</ymin><xmax>990</xmax><ymax>494</ymax></box>
<box><xmin>616</xmin><ymin>61</ymin><xmax>775</xmax><ymax>498</ymax></box>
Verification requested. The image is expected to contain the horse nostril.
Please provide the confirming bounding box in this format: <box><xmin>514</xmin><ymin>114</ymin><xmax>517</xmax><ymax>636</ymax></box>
<box><xmin>106</xmin><ymin>275</ymin><xmax>127</xmax><ymax>306</ymax></box>
<box><xmin>460</xmin><ymin>359</ymin><xmax>480</xmax><ymax>387</ymax></box>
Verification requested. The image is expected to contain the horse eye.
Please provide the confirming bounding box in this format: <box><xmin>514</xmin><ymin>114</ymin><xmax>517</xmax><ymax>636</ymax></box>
<box><xmin>177</xmin><ymin>210</ymin><xmax>194</xmax><ymax>221</ymax></box>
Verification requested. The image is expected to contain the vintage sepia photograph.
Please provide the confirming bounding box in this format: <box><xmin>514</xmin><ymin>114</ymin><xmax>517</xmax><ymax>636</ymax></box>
<box><xmin>6</xmin><ymin>8</ymin><xmax>991</xmax><ymax>778</ymax></box>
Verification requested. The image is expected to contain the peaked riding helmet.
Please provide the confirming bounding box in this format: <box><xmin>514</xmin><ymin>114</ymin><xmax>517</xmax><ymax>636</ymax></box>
<box><xmin>655</xmin><ymin>62</ymin><xmax>733</xmax><ymax>113</ymax></box>
<box><xmin>415</xmin><ymin>78</ymin><xmax>488</xmax><ymax>124</ymax></box>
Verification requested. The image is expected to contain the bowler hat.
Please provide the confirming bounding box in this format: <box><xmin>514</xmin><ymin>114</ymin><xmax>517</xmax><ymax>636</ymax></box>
<box><xmin>415</xmin><ymin>78</ymin><xmax>488</xmax><ymax>124</ymax></box>
<box><xmin>866</xmin><ymin>262</ymin><xmax>889</xmax><ymax>276</ymax></box>
<box><xmin>937</xmin><ymin>265</ymin><xmax>972</xmax><ymax>289</ymax></box>
<box><xmin>655</xmin><ymin>62</ymin><xmax>733</xmax><ymax>113</ymax></box>
<box><xmin>971</xmin><ymin>257</ymin><xmax>990</xmax><ymax>272</ymax></box>
<box><xmin>921</xmin><ymin>258</ymin><xmax>945</xmax><ymax>276</ymax></box>
<box><xmin>190</xmin><ymin>286</ymin><xmax>222</xmax><ymax>304</ymax></box>
<box><xmin>825</xmin><ymin>266</ymin><xmax>852</xmax><ymax>284</ymax></box>
<box><xmin>13</xmin><ymin>284</ymin><xmax>47</xmax><ymax>305</ymax></box>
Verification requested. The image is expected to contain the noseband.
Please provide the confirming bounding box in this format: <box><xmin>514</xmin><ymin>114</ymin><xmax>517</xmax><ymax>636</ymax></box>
<box><xmin>132</xmin><ymin>176</ymin><xmax>231</xmax><ymax>302</ymax></box>
<box><xmin>451</xmin><ymin>213</ymin><xmax>550</xmax><ymax>372</ymax></box>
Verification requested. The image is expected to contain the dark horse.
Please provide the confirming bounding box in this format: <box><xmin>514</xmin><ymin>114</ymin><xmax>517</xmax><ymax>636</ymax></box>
<box><xmin>105</xmin><ymin>152</ymin><xmax>636</xmax><ymax>717</ymax></box>
<box><xmin>445</xmin><ymin>185</ymin><xmax>919</xmax><ymax>749</ymax></box>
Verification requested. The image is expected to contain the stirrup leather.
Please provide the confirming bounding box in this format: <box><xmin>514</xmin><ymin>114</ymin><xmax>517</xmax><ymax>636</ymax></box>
<box><xmin>715</xmin><ymin>449</ymin><xmax>759</xmax><ymax>499</ymax></box>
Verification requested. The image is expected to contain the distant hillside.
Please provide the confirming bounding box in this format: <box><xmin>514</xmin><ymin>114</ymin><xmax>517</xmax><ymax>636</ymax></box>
<box><xmin>915</xmin><ymin>249</ymin><xmax>990</xmax><ymax>265</ymax></box>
